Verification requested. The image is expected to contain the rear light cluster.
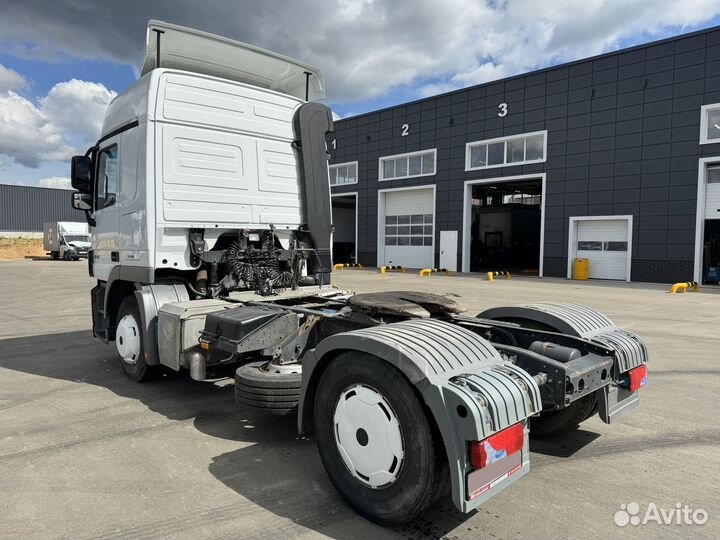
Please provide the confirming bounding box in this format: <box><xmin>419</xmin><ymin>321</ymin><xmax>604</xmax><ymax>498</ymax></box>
<box><xmin>623</xmin><ymin>364</ymin><xmax>648</xmax><ymax>392</ymax></box>
<box><xmin>469</xmin><ymin>422</ymin><xmax>524</xmax><ymax>469</ymax></box>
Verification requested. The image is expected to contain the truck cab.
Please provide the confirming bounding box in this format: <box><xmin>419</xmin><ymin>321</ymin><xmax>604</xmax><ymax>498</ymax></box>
<box><xmin>70</xmin><ymin>20</ymin><xmax>332</xmax><ymax>345</ymax></box>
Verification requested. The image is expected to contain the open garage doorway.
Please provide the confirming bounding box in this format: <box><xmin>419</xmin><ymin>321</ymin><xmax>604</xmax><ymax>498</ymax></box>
<box><xmin>331</xmin><ymin>192</ymin><xmax>357</xmax><ymax>265</ymax></box>
<box><xmin>462</xmin><ymin>174</ymin><xmax>545</xmax><ymax>275</ymax></box>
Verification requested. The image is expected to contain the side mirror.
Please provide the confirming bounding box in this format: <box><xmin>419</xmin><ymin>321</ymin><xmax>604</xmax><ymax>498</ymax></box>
<box><xmin>71</xmin><ymin>155</ymin><xmax>93</xmax><ymax>192</ymax></box>
<box><xmin>72</xmin><ymin>191</ymin><xmax>92</xmax><ymax>211</ymax></box>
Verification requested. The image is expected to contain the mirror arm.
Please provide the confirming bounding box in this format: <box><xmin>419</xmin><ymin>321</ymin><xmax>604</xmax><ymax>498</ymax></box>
<box><xmin>84</xmin><ymin>210</ymin><xmax>96</xmax><ymax>228</ymax></box>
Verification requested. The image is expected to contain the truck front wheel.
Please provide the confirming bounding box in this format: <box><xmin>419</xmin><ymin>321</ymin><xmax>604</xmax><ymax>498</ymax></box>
<box><xmin>115</xmin><ymin>296</ymin><xmax>158</xmax><ymax>382</ymax></box>
<box><xmin>314</xmin><ymin>352</ymin><xmax>446</xmax><ymax>525</ymax></box>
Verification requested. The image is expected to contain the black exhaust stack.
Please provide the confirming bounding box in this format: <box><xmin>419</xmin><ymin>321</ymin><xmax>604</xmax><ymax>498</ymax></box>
<box><xmin>292</xmin><ymin>102</ymin><xmax>334</xmax><ymax>285</ymax></box>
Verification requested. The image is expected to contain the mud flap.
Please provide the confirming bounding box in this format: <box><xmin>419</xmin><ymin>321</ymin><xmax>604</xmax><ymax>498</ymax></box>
<box><xmin>598</xmin><ymin>384</ymin><xmax>639</xmax><ymax>424</ymax></box>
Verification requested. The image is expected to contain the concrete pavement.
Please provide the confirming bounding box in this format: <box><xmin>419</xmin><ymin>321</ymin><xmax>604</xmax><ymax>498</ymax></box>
<box><xmin>0</xmin><ymin>259</ymin><xmax>718</xmax><ymax>539</ymax></box>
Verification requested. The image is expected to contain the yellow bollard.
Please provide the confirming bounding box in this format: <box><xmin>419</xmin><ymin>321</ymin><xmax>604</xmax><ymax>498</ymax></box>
<box><xmin>487</xmin><ymin>271</ymin><xmax>511</xmax><ymax>281</ymax></box>
<box><xmin>419</xmin><ymin>268</ymin><xmax>449</xmax><ymax>277</ymax></box>
<box><xmin>333</xmin><ymin>263</ymin><xmax>364</xmax><ymax>271</ymax></box>
<box><xmin>670</xmin><ymin>281</ymin><xmax>700</xmax><ymax>294</ymax></box>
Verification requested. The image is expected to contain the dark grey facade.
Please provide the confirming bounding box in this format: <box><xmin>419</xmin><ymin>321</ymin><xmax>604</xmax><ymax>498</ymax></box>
<box><xmin>330</xmin><ymin>25</ymin><xmax>720</xmax><ymax>283</ymax></box>
<box><xmin>0</xmin><ymin>184</ymin><xmax>84</xmax><ymax>232</ymax></box>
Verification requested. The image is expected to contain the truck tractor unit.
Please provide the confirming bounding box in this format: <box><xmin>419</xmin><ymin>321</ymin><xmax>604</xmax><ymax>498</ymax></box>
<box><xmin>70</xmin><ymin>21</ymin><xmax>649</xmax><ymax>525</ymax></box>
<box><xmin>43</xmin><ymin>221</ymin><xmax>91</xmax><ymax>260</ymax></box>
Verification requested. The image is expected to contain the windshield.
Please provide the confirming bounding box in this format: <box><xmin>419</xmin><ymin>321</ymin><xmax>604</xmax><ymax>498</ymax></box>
<box><xmin>64</xmin><ymin>235</ymin><xmax>89</xmax><ymax>243</ymax></box>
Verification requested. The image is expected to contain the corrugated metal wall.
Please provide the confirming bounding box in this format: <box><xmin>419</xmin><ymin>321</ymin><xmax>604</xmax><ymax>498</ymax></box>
<box><xmin>0</xmin><ymin>185</ymin><xmax>86</xmax><ymax>232</ymax></box>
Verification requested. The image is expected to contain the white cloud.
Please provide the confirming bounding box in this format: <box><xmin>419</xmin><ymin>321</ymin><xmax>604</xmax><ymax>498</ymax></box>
<box><xmin>0</xmin><ymin>0</ymin><xmax>718</xmax><ymax>105</ymax></box>
<box><xmin>332</xmin><ymin>111</ymin><xmax>342</xmax><ymax>121</ymax></box>
<box><xmin>0</xmin><ymin>69</ymin><xmax>116</xmax><ymax>168</ymax></box>
<box><xmin>41</xmin><ymin>79</ymin><xmax>117</xmax><ymax>142</ymax></box>
<box><xmin>0</xmin><ymin>64</ymin><xmax>26</xmax><ymax>94</ymax></box>
<box><xmin>38</xmin><ymin>176</ymin><xmax>72</xmax><ymax>189</ymax></box>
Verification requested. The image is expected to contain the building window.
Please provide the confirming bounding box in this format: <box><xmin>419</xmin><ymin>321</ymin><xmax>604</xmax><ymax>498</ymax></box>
<box><xmin>379</xmin><ymin>149</ymin><xmax>436</xmax><ymax>181</ymax></box>
<box><xmin>384</xmin><ymin>213</ymin><xmax>433</xmax><ymax>247</ymax></box>
<box><xmin>700</xmin><ymin>103</ymin><xmax>720</xmax><ymax>144</ymax></box>
<box><xmin>465</xmin><ymin>131</ymin><xmax>547</xmax><ymax>171</ymax></box>
<box><xmin>708</xmin><ymin>166</ymin><xmax>720</xmax><ymax>184</ymax></box>
<box><xmin>329</xmin><ymin>161</ymin><xmax>358</xmax><ymax>186</ymax></box>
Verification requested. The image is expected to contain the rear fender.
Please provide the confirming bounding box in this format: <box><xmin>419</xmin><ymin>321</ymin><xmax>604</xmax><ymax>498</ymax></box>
<box><xmin>479</xmin><ymin>303</ymin><xmax>648</xmax><ymax>373</ymax></box>
<box><xmin>298</xmin><ymin>318</ymin><xmax>542</xmax><ymax>512</ymax></box>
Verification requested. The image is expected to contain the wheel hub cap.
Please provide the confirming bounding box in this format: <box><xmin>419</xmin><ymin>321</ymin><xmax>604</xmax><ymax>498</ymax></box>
<box><xmin>116</xmin><ymin>314</ymin><xmax>141</xmax><ymax>365</ymax></box>
<box><xmin>333</xmin><ymin>384</ymin><xmax>404</xmax><ymax>489</ymax></box>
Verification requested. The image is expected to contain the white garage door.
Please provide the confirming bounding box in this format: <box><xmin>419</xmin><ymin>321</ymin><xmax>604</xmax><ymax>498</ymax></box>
<box><xmin>382</xmin><ymin>188</ymin><xmax>434</xmax><ymax>268</ymax></box>
<box><xmin>576</xmin><ymin>219</ymin><xmax>629</xmax><ymax>280</ymax></box>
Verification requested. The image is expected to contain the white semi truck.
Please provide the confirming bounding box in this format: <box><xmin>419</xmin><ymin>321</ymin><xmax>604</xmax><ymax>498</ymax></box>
<box><xmin>71</xmin><ymin>21</ymin><xmax>648</xmax><ymax>525</ymax></box>
<box><xmin>43</xmin><ymin>221</ymin><xmax>90</xmax><ymax>260</ymax></box>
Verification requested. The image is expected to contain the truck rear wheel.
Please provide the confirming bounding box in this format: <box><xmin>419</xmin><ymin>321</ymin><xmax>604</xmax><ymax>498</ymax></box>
<box><xmin>531</xmin><ymin>394</ymin><xmax>598</xmax><ymax>438</ymax></box>
<box><xmin>116</xmin><ymin>296</ymin><xmax>158</xmax><ymax>382</ymax></box>
<box><xmin>314</xmin><ymin>352</ymin><xmax>446</xmax><ymax>525</ymax></box>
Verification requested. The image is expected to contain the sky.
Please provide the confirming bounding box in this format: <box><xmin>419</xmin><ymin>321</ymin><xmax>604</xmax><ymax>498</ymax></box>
<box><xmin>0</xmin><ymin>0</ymin><xmax>719</xmax><ymax>188</ymax></box>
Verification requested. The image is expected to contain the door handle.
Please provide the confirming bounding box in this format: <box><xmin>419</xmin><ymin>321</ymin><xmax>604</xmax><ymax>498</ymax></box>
<box><xmin>111</xmin><ymin>251</ymin><xmax>119</xmax><ymax>262</ymax></box>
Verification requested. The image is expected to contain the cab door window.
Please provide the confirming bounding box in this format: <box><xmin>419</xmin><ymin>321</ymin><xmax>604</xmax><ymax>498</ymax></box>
<box><xmin>96</xmin><ymin>145</ymin><xmax>118</xmax><ymax>209</ymax></box>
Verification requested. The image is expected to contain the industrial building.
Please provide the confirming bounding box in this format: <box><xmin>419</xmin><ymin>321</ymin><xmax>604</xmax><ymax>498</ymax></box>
<box><xmin>0</xmin><ymin>185</ymin><xmax>84</xmax><ymax>233</ymax></box>
<box><xmin>329</xmin><ymin>25</ymin><xmax>720</xmax><ymax>284</ymax></box>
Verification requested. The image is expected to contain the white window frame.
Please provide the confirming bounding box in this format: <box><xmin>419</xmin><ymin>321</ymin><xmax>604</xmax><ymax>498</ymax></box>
<box><xmin>378</xmin><ymin>149</ymin><xmax>437</xmax><ymax>181</ymax></box>
<box><xmin>566</xmin><ymin>215</ymin><xmax>633</xmax><ymax>283</ymax></box>
<box><xmin>465</xmin><ymin>130</ymin><xmax>548</xmax><ymax>171</ymax></box>
<box><xmin>700</xmin><ymin>103</ymin><xmax>720</xmax><ymax>145</ymax></box>
<box><xmin>329</xmin><ymin>161</ymin><xmax>358</xmax><ymax>187</ymax></box>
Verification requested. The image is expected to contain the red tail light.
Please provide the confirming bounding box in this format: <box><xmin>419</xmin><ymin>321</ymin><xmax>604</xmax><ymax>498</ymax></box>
<box><xmin>469</xmin><ymin>422</ymin><xmax>524</xmax><ymax>470</ymax></box>
<box><xmin>626</xmin><ymin>364</ymin><xmax>648</xmax><ymax>392</ymax></box>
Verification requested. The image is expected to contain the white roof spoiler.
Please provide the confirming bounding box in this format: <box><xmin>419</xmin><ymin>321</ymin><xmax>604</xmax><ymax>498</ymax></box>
<box><xmin>140</xmin><ymin>20</ymin><xmax>325</xmax><ymax>101</ymax></box>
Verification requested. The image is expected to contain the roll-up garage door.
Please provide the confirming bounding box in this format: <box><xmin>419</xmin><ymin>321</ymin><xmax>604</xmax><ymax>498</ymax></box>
<box><xmin>382</xmin><ymin>188</ymin><xmax>434</xmax><ymax>268</ymax></box>
<box><xmin>575</xmin><ymin>219</ymin><xmax>629</xmax><ymax>280</ymax></box>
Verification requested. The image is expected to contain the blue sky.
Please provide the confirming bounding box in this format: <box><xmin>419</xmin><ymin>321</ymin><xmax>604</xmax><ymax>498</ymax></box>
<box><xmin>1</xmin><ymin>1</ymin><xmax>719</xmax><ymax>187</ymax></box>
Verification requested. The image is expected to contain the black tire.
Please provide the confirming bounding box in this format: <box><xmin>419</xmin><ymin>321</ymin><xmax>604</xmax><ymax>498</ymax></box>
<box><xmin>235</xmin><ymin>361</ymin><xmax>301</xmax><ymax>390</ymax></box>
<box><xmin>116</xmin><ymin>296</ymin><xmax>159</xmax><ymax>382</ymax></box>
<box><xmin>234</xmin><ymin>361</ymin><xmax>301</xmax><ymax>415</ymax></box>
<box><xmin>235</xmin><ymin>393</ymin><xmax>298</xmax><ymax>416</ymax></box>
<box><xmin>530</xmin><ymin>394</ymin><xmax>598</xmax><ymax>438</ymax></box>
<box><xmin>314</xmin><ymin>352</ymin><xmax>447</xmax><ymax>526</ymax></box>
<box><xmin>50</xmin><ymin>251</ymin><xmax>58</xmax><ymax>260</ymax></box>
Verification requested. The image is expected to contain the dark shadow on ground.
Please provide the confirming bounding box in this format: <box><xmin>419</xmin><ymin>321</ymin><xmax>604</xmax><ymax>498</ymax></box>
<box><xmin>0</xmin><ymin>330</ymin><xmax>477</xmax><ymax>540</ymax></box>
<box><xmin>0</xmin><ymin>330</ymin><xmax>243</xmax><ymax>438</ymax></box>
<box><xmin>4</xmin><ymin>331</ymin><xmax>637</xmax><ymax>538</ymax></box>
<box><xmin>208</xmin><ymin>420</ymin><xmax>476</xmax><ymax>540</ymax></box>
<box><xmin>530</xmin><ymin>429</ymin><xmax>601</xmax><ymax>458</ymax></box>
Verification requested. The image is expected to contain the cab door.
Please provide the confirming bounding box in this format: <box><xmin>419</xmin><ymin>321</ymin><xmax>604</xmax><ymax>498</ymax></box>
<box><xmin>92</xmin><ymin>139</ymin><xmax>120</xmax><ymax>281</ymax></box>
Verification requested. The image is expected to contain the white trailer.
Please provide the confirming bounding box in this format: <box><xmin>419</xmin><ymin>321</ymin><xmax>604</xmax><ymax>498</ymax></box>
<box><xmin>43</xmin><ymin>221</ymin><xmax>90</xmax><ymax>260</ymax></box>
<box><xmin>70</xmin><ymin>21</ymin><xmax>648</xmax><ymax>525</ymax></box>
